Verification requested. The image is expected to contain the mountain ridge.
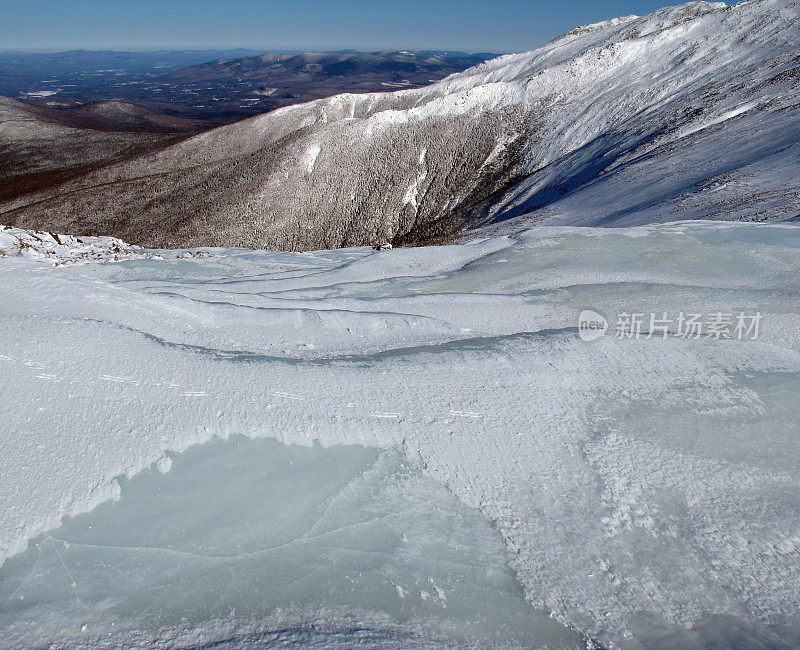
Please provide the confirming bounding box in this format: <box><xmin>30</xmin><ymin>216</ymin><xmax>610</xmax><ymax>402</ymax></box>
<box><xmin>0</xmin><ymin>96</ymin><xmax>202</xmax><ymax>203</ymax></box>
<box><xmin>166</xmin><ymin>50</ymin><xmax>497</xmax><ymax>80</ymax></box>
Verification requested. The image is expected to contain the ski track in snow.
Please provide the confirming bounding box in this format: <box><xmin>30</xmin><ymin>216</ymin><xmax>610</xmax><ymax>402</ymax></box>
<box><xmin>1</xmin><ymin>220</ymin><xmax>799</xmax><ymax>645</ymax></box>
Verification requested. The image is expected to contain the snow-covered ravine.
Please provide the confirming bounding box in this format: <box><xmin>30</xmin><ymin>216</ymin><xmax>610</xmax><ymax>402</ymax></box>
<box><xmin>1</xmin><ymin>221</ymin><xmax>799</xmax><ymax>647</ymax></box>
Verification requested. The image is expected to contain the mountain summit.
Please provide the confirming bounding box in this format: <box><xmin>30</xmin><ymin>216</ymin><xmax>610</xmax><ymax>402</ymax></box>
<box><xmin>2</xmin><ymin>0</ymin><xmax>798</xmax><ymax>249</ymax></box>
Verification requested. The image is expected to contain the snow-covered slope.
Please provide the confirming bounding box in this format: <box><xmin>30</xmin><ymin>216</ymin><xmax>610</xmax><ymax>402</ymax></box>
<box><xmin>2</xmin><ymin>0</ymin><xmax>798</xmax><ymax>249</ymax></box>
<box><xmin>1</xmin><ymin>220</ymin><xmax>799</xmax><ymax>647</ymax></box>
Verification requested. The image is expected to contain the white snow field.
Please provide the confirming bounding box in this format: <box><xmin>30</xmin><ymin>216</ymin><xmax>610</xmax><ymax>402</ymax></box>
<box><xmin>1</xmin><ymin>220</ymin><xmax>799</xmax><ymax>647</ymax></box>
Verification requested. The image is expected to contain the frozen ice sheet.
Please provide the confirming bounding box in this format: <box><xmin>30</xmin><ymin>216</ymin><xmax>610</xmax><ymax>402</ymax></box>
<box><xmin>0</xmin><ymin>438</ymin><xmax>582</xmax><ymax>649</ymax></box>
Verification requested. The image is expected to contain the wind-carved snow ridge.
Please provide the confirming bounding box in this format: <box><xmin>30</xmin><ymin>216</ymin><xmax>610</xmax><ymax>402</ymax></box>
<box><xmin>3</xmin><ymin>0</ymin><xmax>799</xmax><ymax>250</ymax></box>
<box><xmin>0</xmin><ymin>220</ymin><xmax>799</xmax><ymax>647</ymax></box>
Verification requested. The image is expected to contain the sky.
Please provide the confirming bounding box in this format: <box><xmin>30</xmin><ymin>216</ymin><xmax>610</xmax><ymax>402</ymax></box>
<box><xmin>2</xmin><ymin>0</ymin><xmax>690</xmax><ymax>53</ymax></box>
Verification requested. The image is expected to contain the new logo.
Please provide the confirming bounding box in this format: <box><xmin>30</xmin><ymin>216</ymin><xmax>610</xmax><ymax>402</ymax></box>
<box><xmin>578</xmin><ymin>310</ymin><xmax>608</xmax><ymax>342</ymax></box>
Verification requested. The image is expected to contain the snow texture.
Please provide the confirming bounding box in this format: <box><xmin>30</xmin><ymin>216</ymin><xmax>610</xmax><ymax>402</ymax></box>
<box><xmin>0</xmin><ymin>438</ymin><xmax>582</xmax><ymax>648</ymax></box>
<box><xmin>0</xmin><ymin>220</ymin><xmax>799</xmax><ymax>647</ymax></box>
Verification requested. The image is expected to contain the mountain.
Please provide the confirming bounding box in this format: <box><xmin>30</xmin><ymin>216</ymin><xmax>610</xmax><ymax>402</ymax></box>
<box><xmin>1</xmin><ymin>97</ymin><xmax>204</xmax><ymax>133</ymax></box>
<box><xmin>2</xmin><ymin>0</ymin><xmax>799</xmax><ymax>250</ymax></box>
<box><xmin>162</xmin><ymin>50</ymin><xmax>497</xmax><ymax>99</ymax></box>
<box><xmin>168</xmin><ymin>50</ymin><xmax>495</xmax><ymax>83</ymax></box>
<box><xmin>0</xmin><ymin>97</ymin><xmax>203</xmax><ymax>203</ymax></box>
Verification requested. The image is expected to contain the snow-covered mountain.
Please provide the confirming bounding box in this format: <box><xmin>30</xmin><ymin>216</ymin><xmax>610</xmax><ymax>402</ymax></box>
<box><xmin>2</xmin><ymin>0</ymin><xmax>799</xmax><ymax>250</ymax></box>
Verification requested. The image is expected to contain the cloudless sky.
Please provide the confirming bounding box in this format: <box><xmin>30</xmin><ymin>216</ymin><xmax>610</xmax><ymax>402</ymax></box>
<box><xmin>2</xmin><ymin>0</ymin><xmax>697</xmax><ymax>53</ymax></box>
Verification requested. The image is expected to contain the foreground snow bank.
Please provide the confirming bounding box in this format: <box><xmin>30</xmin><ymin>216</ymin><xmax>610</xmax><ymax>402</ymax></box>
<box><xmin>0</xmin><ymin>225</ymin><xmax>151</xmax><ymax>265</ymax></box>
<box><xmin>0</xmin><ymin>221</ymin><xmax>798</xmax><ymax>646</ymax></box>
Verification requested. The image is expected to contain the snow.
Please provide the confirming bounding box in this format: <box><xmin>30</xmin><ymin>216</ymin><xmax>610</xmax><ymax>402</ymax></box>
<box><xmin>1</xmin><ymin>220</ymin><xmax>799</xmax><ymax>647</ymax></box>
<box><xmin>305</xmin><ymin>144</ymin><xmax>322</xmax><ymax>173</ymax></box>
<box><xmin>23</xmin><ymin>90</ymin><xmax>59</xmax><ymax>98</ymax></box>
<box><xmin>0</xmin><ymin>437</ymin><xmax>581</xmax><ymax>648</ymax></box>
<box><xmin>676</xmin><ymin>100</ymin><xmax>762</xmax><ymax>139</ymax></box>
<box><xmin>401</xmin><ymin>171</ymin><xmax>427</xmax><ymax>210</ymax></box>
<box><xmin>0</xmin><ymin>225</ymin><xmax>151</xmax><ymax>265</ymax></box>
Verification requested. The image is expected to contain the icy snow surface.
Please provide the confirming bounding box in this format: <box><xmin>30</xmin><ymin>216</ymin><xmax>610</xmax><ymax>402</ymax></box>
<box><xmin>0</xmin><ymin>438</ymin><xmax>581</xmax><ymax>648</ymax></box>
<box><xmin>1</xmin><ymin>221</ymin><xmax>799</xmax><ymax>647</ymax></box>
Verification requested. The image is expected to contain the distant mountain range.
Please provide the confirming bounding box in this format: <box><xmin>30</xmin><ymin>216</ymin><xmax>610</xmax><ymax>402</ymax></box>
<box><xmin>0</xmin><ymin>49</ymin><xmax>496</xmax><ymax>121</ymax></box>
<box><xmin>0</xmin><ymin>49</ymin><xmax>263</xmax><ymax>85</ymax></box>
<box><xmin>1</xmin><ymin>0</ymin><xmax>798</xmax><ymax>250</ymax></box>
<box><xmin>168</xmin><ymin>50</ymin><xmax>498</xmax><ymax>81</ymax></box>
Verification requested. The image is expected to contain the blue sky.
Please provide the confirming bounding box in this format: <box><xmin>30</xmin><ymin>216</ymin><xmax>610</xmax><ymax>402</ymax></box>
<box><xmin>3</xmin><ymin>0</ymin><xmax>687</xmax><ymax>53</ymax></box>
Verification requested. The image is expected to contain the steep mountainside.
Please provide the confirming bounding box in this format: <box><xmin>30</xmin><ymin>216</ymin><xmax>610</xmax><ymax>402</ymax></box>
<box><xmin>2</xmin><ymin>0</ymin><xmax>798</xmax><ymax>249</ymax></box>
